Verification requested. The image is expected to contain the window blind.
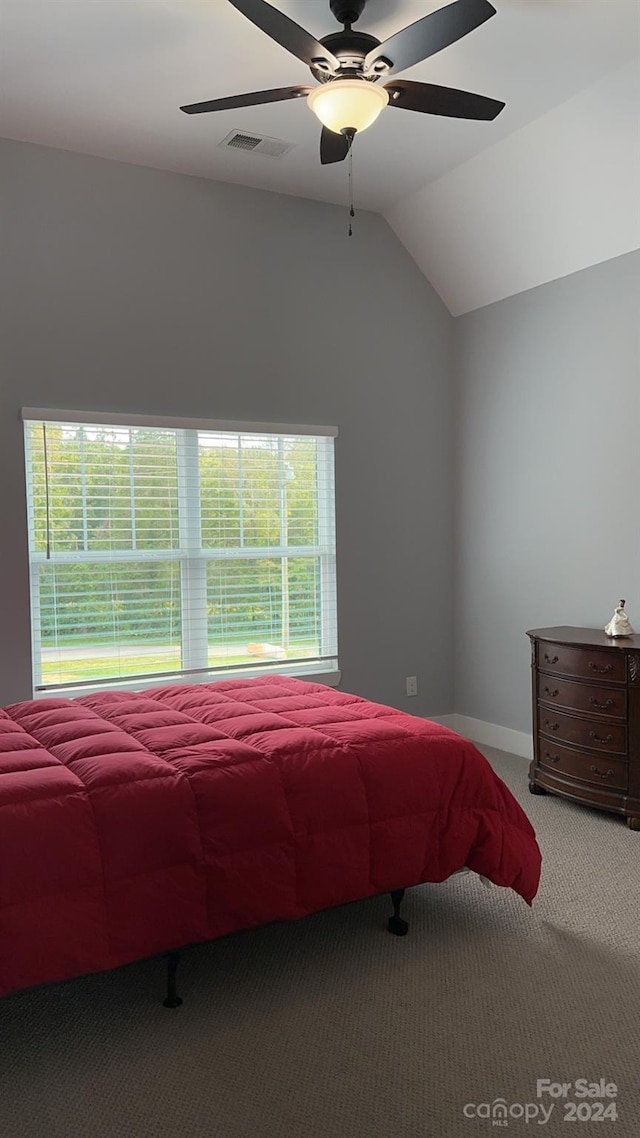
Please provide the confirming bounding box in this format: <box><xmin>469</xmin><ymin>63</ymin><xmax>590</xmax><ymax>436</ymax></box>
<box><xmin>23</xmin><ymin>413</ymin><xmax>338</xmax><ymax>694</ymax></box>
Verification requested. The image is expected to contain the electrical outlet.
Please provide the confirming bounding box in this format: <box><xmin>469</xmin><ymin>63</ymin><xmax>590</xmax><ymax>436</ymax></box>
<box><xmin>406</xmin><ymin>676</ymin><xmax>418</xmax><ymax>697</ymax></box>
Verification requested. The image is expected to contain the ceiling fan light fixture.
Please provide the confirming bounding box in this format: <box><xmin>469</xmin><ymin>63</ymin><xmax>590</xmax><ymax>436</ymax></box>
<box><xmin>307</xmin><ymin>79</ymin><xmax>388</xmax><ymax>135</ymax></box>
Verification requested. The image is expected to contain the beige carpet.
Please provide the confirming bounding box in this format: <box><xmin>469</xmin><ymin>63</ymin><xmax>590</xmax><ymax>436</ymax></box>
<box><xmin>2</xmin><ymin>746</ymin><xmax>639</xmax><ymax>1138</ymax></box>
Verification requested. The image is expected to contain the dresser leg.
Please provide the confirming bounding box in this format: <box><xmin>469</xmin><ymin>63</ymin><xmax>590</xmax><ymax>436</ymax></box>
<box><xmin>626</xmin><ymin>817</ymin><xmax>640</xmax><ymax>831</ymax></box>
<box><xmin>528</xmin><ymin>780</ymin><xmax>548</xmax><ymax>795</ymax></box>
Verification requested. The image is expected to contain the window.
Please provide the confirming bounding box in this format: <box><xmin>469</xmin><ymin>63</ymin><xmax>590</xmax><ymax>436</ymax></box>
<box><xmin>23</xmin><ymin>410</ymin><xmax>338</xmax><ymax>695</ymax></box>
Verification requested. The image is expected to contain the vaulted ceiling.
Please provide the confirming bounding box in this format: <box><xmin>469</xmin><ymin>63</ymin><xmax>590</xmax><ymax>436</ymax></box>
<box><xmin>2</xmin><ymin>1</ymin><xmax>639</xmax><ymax>312</ymax></box>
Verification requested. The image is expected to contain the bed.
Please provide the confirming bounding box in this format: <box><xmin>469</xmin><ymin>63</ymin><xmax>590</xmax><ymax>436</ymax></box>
<box><xmin>0</xmin><ymin>676</ymin><xmax>541</xmax><ymax>1004</ymax></box>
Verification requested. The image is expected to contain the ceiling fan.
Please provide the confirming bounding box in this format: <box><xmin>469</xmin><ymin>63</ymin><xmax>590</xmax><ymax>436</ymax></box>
<box><xmin>181</xmin><ymin>0</ymin><xmax>505</xmax><ymax>165</ymax></box>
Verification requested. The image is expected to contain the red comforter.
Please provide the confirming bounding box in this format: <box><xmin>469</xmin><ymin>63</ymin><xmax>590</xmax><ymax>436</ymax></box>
<box><xmin>0</xmin><ymin>676</ymin><xmax>541</xmax><ymax>999</ymax></box>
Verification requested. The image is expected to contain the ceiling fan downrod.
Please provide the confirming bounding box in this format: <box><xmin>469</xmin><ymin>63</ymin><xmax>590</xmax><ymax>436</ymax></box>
<box><xmin>330</xmin><ymin>0</ymin><xmax>367</xmax><ymax>29</ymax></box>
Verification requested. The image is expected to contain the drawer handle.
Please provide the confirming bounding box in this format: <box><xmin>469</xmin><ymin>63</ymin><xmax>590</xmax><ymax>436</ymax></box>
<box><xmin>543</xmin><ymin>720</ymin><xmax>560</xmax><ymax>732</ymax></box>
<box><xmin>544</xmin><ymin>654</ymin><xmax>559</xmax><ymax>665</ymax></box>
<box><xmin>544</xmin><ymin>752</ymin><xmax>560</xmax><ymax>763</ymax></box>
<box><xmin>590</xmin><ymin>765</ymin><xmax>615</xmax><ymax>780</ymax></box>
<box><xmin>588</xmin><ymin>730</ymin><xmax>614</xmax><ymax>745</ymax></box>
<box><xmin>543</xmin><ymin>686</ymin><xmax>560</xmax><ymax>698</ymax></box>
<box><xmin>588</xmin><ymin>696</ymin><xmax>614</xmax><ymax>710</ymax></box>
<box><xmin>589</xmin><ymin>662</ymin><xmax>613</xmax><ymax>674</ymax></box>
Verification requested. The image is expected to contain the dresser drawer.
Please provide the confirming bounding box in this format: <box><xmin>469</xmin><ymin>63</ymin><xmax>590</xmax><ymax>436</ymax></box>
<box><xmin>538</xmin><ymin>643</ymin><xmax>626</xmax><ymax>683</ymax></box>
<box><xmin>538</xmin><ymin>707</ymin><xmax>627</xmax><ymax>755</ymax></box>
<box><xmin>538</xmin><ymin>740</ymin><xmax>628</xmax><ymax>792</ymax></box>
<box><xmin>537</xmin><ymin>675</ymin><xmax>626</xmax><ymax>721</ymax></box>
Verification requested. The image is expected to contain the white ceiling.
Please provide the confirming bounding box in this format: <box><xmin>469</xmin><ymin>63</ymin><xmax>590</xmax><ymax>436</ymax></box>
<box><xmin>387</xmin><ymin>59</ymin><xmax>640</xmax><ymax>313</ymax></box>
<box><xmin>1</xmin><ymin>0</ymin><xmax>639</xmax><ymax>214</ymax></box>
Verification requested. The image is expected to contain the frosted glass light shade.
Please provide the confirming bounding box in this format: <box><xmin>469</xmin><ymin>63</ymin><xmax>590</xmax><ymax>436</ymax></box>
<box><xmin>307</xmin><ymin>80</ymin><xmax>389</xmax><ymax>135</ymax></box>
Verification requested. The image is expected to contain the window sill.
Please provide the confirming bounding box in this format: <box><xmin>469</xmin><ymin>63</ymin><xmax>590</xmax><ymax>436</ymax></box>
<box><xmin>34</xmin><ymin>664</ymin><xmax>341</xmax><ymax>701</ymax></box>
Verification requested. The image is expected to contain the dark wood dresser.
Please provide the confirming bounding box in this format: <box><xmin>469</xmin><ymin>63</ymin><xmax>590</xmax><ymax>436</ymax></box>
<box><xmin>527</xmin><ymin>627</ymin><xmax>640</xmax><ymax>829</ymax></box>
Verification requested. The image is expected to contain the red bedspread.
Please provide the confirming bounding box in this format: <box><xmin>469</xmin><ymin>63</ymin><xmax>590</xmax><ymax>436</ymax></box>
<box><xmin>0</xmin><ymin>677</ymin><xmax>541</xmax><ymax>998</ymax></box>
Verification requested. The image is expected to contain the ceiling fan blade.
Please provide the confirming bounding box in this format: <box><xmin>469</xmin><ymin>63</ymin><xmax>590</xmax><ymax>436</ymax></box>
<box><xmin>228</xmin><ymin>0</ymin><xmax>339</xmax><ymax>72</ymax></box>
<box><xmin>385</xmin><ymin>80</ymin><xmax>504</xmax><ymax>121</ymax></box>
<box><xmin>181</xmin><ymin>85</ymin><xmax>313</xmax><ymax>114</ymax></box>
<box><xmin>320</xmin><ymin>127</ymin><xmax>351</xmax><ymax>165</ymax></box>
<box><xmin>364</xmin><ymin>0</ymin><xmax>496</xmax><ymax>78</ymax></box>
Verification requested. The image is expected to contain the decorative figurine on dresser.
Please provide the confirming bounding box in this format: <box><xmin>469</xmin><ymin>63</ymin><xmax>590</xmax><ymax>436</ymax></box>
<box><xmin>527</xmin><ymin>623</ymin><xmax>640</xmax><ymax>830</ymax></box>
<box><xmin>604</xmin><ymin>599</ymin><xmax>634</xmax><ymax>638</ymax></box>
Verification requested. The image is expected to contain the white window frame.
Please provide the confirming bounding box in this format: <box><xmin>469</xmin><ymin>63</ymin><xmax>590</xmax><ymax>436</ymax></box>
<box><xmin>23</xmin><ymin>409</ymin><xmax>340</xmax><ymax>697</ymax></box>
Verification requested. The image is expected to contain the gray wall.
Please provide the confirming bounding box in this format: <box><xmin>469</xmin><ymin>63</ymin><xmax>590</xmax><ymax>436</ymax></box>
<box><xmin>0</xmin><ymin>139</ymin><xmax>454</xmax><ymax>712</ymax></box>
<box><xmin>6</xmin><ymin>139</ymin><xmax>634</xmax><ymax>734</ymax></box>
<box><xmin>453</xmin><ymin>250</ymin><xmax>640</xmax><ymax>733</ymax></box>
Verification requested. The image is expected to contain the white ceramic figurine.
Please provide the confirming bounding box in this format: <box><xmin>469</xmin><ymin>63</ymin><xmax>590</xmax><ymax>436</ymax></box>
<box><xmin>604</xmin><ymin>599</ymin><xmax>635</xmax><ymax>638</ymax></box>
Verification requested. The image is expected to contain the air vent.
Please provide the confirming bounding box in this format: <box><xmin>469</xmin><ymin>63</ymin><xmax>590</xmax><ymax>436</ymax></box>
<box><xmin>227</xmin><ymin>132</ymin><xmax>261</xmax><ymax>152</ymax></box>
<box><xmin>219</xmin><ymin>130</ymin><xmax>295</xmax><ymax>159</ymax></box>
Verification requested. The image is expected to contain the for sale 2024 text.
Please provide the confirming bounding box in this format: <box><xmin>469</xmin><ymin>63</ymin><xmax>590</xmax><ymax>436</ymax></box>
<box><xmin>538</xmin><ymin>1079</ymin><xmax>618</xmax><ymax>1124</ymax></box>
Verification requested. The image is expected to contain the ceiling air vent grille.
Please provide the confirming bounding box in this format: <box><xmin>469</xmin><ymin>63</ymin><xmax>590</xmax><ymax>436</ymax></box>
<box><xmin>220</xmin><ymin>130</ymin><xmax>295</xmax><ymax>159</ymax></box>
<box><xmin>227</xmin><ymin>132</ymin><xmax>262</xmax><ymax>152</ymax></box>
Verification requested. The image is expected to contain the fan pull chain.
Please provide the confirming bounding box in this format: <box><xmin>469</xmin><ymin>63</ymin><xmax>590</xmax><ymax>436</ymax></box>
<box><xmin>347</xmin><ymin>142</ymin><xmax>355</xmax><ymax>237</ymax></box>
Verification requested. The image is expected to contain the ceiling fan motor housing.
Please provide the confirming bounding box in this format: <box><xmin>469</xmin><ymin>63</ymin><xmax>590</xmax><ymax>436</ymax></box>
<box><xmin>330</xmin><ymin>1</ymin><xmax>367</xmax><ymax>27</ymax></box>
<box><xmin>313</xmin><ymin>30</ymin><xmax>381</xmax><ymax>82</ymax></box>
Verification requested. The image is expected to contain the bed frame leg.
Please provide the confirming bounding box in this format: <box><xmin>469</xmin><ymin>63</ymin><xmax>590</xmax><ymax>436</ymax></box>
<box><xmin>388</xmin><ymin>888</ymin><xmax>409</xmax><ymax>936</ymax></box>
<box><xmin>163</xmin><ymin>951</ymin><xmax>183</xmax><ymax>1008</ymax></box>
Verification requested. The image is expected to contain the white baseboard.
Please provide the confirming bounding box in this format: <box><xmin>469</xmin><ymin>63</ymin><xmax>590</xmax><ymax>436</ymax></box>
<box><xmin>426</xmin><ymin>713</ymin><xmax>458</xmax><ymax>730</ymax></box>
<box><xmin>425</xmin><ymin>712</ymin><xmax>532</xmax><ymax>759</ymax></box>
<box><xmin>448</xmin><ymin>714</ymin><xmax>533</xmax><ymax>760</ymax></box>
